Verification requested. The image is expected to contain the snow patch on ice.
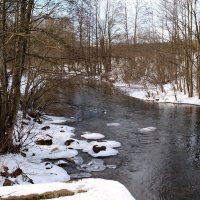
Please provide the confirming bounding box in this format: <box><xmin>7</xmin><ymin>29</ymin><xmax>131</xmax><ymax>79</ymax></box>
<box><xmin>106</xmin><ymin>164</ymin><xmax>117</xmax><ymax>169</ymax></box>
<box><xmin>70</xmin><ymin>172</ymin><xmax>92</xmax><ymax>179</ymax></box>
<box><xmin>107</xmin><ymin>123</ymin><xmax>120</xmax><ymax>127</ymax></box>
<box><xmin>83</xmin><ymin>146</ymin><xmax>119</xmax><ymax>157</ymax></box>
<box><xmin>138</xmin><ymin>127</ymin><xmax>157</xmax><ymax>133</ymax></box>
<box><xmin>82</xmin><ymin>140</ymin><xmax>121</xmax><ymax>158</ymax></box>
<box><xmin>81</xmin><ymin>132</ymin><xmax>105</xmax><ymax>140</ymax></box>
<box><xmin>78</xmin><ymin>159</ymin><xmax>106</xmax><ymax>172</ymax></box>
<box><xmin>90</xmin><ymin>140</ymin><xmax>121</xmax><ymax>148</ymax></box>
<box><xmin>66</xmin><ymin>139</ymin><xmax>89</xmax><ymax>150</ymax></box>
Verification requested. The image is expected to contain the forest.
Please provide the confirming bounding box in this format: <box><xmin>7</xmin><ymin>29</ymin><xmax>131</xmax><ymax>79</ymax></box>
<box><xmin>0</xmin><ymin>0</ymin><xmax>200</xmax><ymax>153</ymax></box>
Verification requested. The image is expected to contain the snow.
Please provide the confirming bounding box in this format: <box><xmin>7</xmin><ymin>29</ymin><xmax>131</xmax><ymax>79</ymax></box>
<box><xmin>81</xmin><ymin>132</ymin><xmax>105</xmax><ymax>140</ymax></box>
<box><xmin>116</xmin><ymin>82</ymin><xmax>200</xmax><ymax>106</ymax></box>
<box><xmin>0</xmin><ymin>71</ymin><xmax>136</xmax><ymax>200</ymax></box>
<box><xmin>40</xmin><ymin>149</ymin><xmax>79</xmax><ymax>160</ymax></box>
<box><xmin>0</xmin><ymin>114</ymin><xmax>131</xmax><ymax>199</ymax></box>
<box><xmin>78</xmin><ymin>159</ymin><xmax>106</xmax><ymax>172</ymax></box>
<box><xmin>89</xmin><ymin>148</ymin><xmax>118</xmax><ymax>157</ymax></box>
<box><xmin>83</xmin><ymin>145</ymin><xmax>119</xmax><ymax>157</ymax></box>
<box><xmin>65</xmin><ymin>139</ymin><xmax>89</xmax><ymax>150</ymax></box>
<box><xmin>54</xmin><ymin>160</ymin><xmax>68</xmax><ymax>166</ymax></box>
<box><xmin>0</xmin><ymin>115</ymin><xmax>118</xmax><ymax>185</ymax></box>
<box><xmin>106</xmin><ymin>164</ymin><xmax>117</xmax><ymax>169</ymax></box>
<box><xmin>90</xmin><ymin>140</ymin><xmax>121</xmax><ymax>148</ymax></box>
<box><xmin>138</xmin><ymin>127</ymin><xmax>157</xmax><ymax>133</ymax></box>
<box><xmin>107</xmin><ymin>123</ymin><xmax>120</xmax><ymax>127</ymax></box>
<box><xmin>70</xmin><ymin>172</ymin><xmax>92</xmax><ymax>179</ymax></box>
<box><xmin>0</xmin><ymin>179</ymin><xmax>135</xmax><ymax>200</ymax></box>
<box><xmin>82</xmin><ymin>140</ymin><xmax>121</xmax><ymax>157</ymax></box>
<box><xmin>62</xmin><ymin>138</ymin><xmax>121</xmax><ymax>158</ymax></box>
<box><xmin>0</xmin><ymin>154</ymin><xmax>70</xmax><ymax>185</ymax></box>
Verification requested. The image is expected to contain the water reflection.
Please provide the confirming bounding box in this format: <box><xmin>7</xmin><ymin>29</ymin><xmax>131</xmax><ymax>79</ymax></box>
<box><xmin>48</xmin><ymin>85</ymin><xmax>200</xmax><ymax>200</ymax></box>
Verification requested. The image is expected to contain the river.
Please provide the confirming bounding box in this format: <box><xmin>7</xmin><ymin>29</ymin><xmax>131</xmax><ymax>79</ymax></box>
<box><xmin>47</xmin><ymin>84</ymin><xmax>200</xmax><ymax>200</ymax></box>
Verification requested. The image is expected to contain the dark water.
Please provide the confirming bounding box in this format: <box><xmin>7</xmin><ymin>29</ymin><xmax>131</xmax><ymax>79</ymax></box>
<box><xmin>49</xmin><ymin>85</ymin><xmax>200</xmax><ymax>200</ymax></box>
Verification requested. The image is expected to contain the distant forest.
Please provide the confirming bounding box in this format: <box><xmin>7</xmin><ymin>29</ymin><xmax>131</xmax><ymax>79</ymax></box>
<box><xmin>0</xmin><ymin>0</ymin><xmax>200</xmax><ymax>152</ymax></box>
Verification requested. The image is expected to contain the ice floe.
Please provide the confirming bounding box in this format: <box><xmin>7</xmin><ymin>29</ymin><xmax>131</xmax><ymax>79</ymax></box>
<box><xmin>138</xmin><ymin>127</ymin><xmax>157</xmax><ymax>133</ymax></box>
<box><xmin>107</xmin><ymin>123</ymin><xmax>120</xmax><ymax>127</ymax></box>
<box><xmin>81</xmin><ymin>132</ymin><xmax>105</xmax><ymax>140</ymax></box>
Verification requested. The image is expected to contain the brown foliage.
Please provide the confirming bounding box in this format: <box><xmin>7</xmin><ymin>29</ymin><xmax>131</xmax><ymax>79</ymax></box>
<box><xmin>0</xmin><ymin>189</ymin><xmax>75</xmax><ymax>200</ymax></box>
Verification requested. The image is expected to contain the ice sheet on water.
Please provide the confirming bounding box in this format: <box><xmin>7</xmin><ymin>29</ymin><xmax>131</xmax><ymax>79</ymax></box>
<box><xmin>138</xmin><ymin>127</ymin><xmax>157</xmax><ymax>133</ymax></box>
<box><xmin>82</xmin><ymin>140</ymin><xmax>120</xmax><ymax>158</ymax></box>
<box><xmin>90</xmin><ymin>140</ymin><xmax>121</xmax><ymax>148</ymax></box>
<box><xmin>107</xmin><ymin>123</ymin><xmax>120</xmax><ymax>127</ymax></box>
<box><xmin>78</xmin><ymin>159</ymin><xmax>106</xmax><ymax>172</ymax></box>
<box><xmin>73</xmin><ymin>156</ymin><xmax>84</xmax><ymax>165</ymax></box>
<box><xmin>70</xmin><ymin>172</ymin><xmax>92</xmax><ymax>179</ymax></box>
<box><xmin>81</xmin><ymin>132</ymin><xmax>105</xmax><ymax>140</ymax></box>
<box><xmin>66</xmin><ymin>139</ymin><xmax>89</xmax><ymax>150</ymax></box>
<box><xmin>106</xmin><ymin>164</ymin><xmax>117</xmax><ymax>169</ymax></box>
<box><xmin>38</xmin><ymin>149</ymin><xmax>78</xmax><ymax>160</ymax></box>
<box><xmin>54</xmin><ymin>160</ymin><xmax>68</xmax><ymax>166</ymax></box>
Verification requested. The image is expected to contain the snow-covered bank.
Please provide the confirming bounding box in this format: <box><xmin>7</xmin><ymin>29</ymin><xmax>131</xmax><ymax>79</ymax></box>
<box><xmin>116</xmin><ymin>82</ymin><xmax>200</xmax><ymax>106</ymax></box>
<box><xmin>0</xmin><ymin>114</ymin><xmax>122</xmax><ymax>186</ymax></box>
<box><xmin>0</xmin><ymin>179</ymin><xmax>135</xmax><ymax>200</ymax></box>
<box><xmin>0</xmin><ymin>113</ymin><xmax>135</xmax><ymax>199</ymax></box>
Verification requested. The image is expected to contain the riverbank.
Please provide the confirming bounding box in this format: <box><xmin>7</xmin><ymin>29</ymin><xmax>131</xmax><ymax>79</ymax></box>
<box><xmin>0</xmin><ymin>179</ymin><xmax>135</xmax><ymax>200</ymax></box>
<box><xmin>0</xmin><ymin>111</ymin><xmax>135</xmax><ymax>199</ymax></box>
<box><xmin>115</xmin><ymin>82</ymin><xmax>200</xmax><ymax>106</ymax></box>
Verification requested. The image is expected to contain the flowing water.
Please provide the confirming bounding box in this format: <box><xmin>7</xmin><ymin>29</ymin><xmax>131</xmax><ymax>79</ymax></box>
<box><xmin>48</xmin><ymin>84</ymin><xmax>200</xmax><ymax>200</ymax></box>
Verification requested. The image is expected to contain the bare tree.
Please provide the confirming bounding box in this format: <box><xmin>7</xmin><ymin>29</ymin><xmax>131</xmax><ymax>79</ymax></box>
<box><xmin>0</xmin><ymin>0</ymin><xmax>34</xmax><ymax>153</ymax></box>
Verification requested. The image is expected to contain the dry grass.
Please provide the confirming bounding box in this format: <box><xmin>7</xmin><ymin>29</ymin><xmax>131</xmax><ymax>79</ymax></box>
<box><xmin>1</xmin><ymin>189</ymin><xmax>75</xmax><ymax>200</ymax></box>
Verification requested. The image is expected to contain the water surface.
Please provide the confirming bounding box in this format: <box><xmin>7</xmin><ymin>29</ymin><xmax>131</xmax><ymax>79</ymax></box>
<box><xmin>49</xmin><ymin>85</ymin><xmax>200</xmax><ymax>200</ymax></box>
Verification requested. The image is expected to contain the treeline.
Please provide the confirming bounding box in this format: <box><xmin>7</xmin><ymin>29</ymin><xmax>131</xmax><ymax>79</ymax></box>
<box><xmin>0</xmin><ymin>0</ymin><xmax>76</xmax><ymax>153</ymax></box>
<box><xmin>1</xmin><ymin>0</ymin><xmax>200</xmax><ymax>153</ymax></box>
<box><xmin>0</xmin><ymin>0</ymin><xmax>125</xmax><ymax>153</ymax></box>
<box><xmin>114</xmin><ymin>0</ymin><xmax>200</xmax><ymax>100</ymax></box>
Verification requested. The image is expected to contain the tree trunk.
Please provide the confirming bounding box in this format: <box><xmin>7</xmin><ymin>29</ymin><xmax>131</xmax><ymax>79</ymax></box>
<box><xmin>0</xmin><ymin>0</ymin><xmax>34</xmax><ymax>153</ymax></box>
